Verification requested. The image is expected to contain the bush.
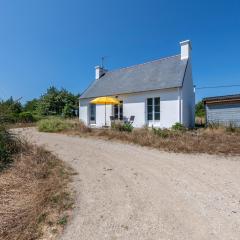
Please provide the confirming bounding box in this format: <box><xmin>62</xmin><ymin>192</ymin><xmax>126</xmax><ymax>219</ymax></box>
<box><xmin>111</xmin><ymin>122</ymin><xmax>134</xmax><ymax>132</ymax></box>
<box><xmin>18</xmin><ymin>112</ymin><xmax>35</xmax><ymax>123</ymax></box>
<box><xmin>172</xmin><ymin>122</ymin><xmax>186</xmax><ymax>131</ymax></box>
<box><xmin>195</xmin><ymin>101</ymin><xmax>205</xmax><ymax>118</ymax></box>
<box><xmin>0</xmin><ymin>114</ymin><xmax>17</xmax><ymax>124</ymax></box>
<box><xmin>37</xmin><ymin>118</ymin><xmax>73</xmax><ymax>132</ymax></box>
<box><xmin>152</xmin><ymin>128</ymin><xmax>170</xmax><ymax>138</ymax></box>
<box><xmin>121</xmin><ymin>123</ymin><xmax>134</xmax><ymax>132</ymax></box>
<box><xmin>62</xmin><ymin>104</ymin><xmax>74</xmax><ymax>118</ymax></box>
<box><xmin>32</xmin><ymin>114</ymin><xmax>46</xmax><ymax>122</ymax></box>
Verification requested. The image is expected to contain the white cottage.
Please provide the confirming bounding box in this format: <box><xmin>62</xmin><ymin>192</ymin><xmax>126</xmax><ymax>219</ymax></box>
<box><xmin>79</xmin><ymin>40</ymin><xmax>195</xmax><ymax>128</ymax></box>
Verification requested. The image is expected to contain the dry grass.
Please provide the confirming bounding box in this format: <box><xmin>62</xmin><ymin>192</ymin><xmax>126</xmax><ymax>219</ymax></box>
<box><xmin>0</xmin><ymin>143</ymin><xmax>75</xmax><ymax>240</ymax></box>
<box><xmin>8</xmin><ymin>122</ymin><xmax>37</xmax><ymax>129</ymax></box>
<box><xmin>62</xmin><ymin>121</ymin><xmax>240</xmax><ymax>156</ymax></box>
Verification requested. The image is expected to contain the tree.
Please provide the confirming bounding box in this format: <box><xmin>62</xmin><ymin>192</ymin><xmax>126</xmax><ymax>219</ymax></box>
<box><xmin>0</xmin><ymin>97</ymin><xmax>22</xmax><ymax>115</ymax></box>
<box><xmin>4</xmin><ymin>97</ymin><xmax>22</xmax><ymax>114</ymax></box>
<box><xmin>0</xmin><ymin>97</ymin><xmax>23</xmax><ymax>123</ymax></box>
<box><xmin>195</xmin><ymin>101</ymin><xmax>205</xmax><ymax>118</ymax></box>
<box><xmin>24</xmin><ymin>99</ymin><xmax>39</xmax><ymax>113</ymax></box>
<box><xmin>37</xmin><ymin>87</ymin><xmax>79</xmax><ymax>117</ymax></box>
<box><xmin>62</xmin><ymin>103</ymin><xmax>74</xmax><ymax>118</ymax></box>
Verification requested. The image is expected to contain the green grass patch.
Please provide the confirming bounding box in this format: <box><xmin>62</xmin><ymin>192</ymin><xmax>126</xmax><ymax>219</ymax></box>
<box><xmin>111</xmin><ymin>122</ymin><xmax>134</xmax><ymax>132</ymax></box>
<box><xmin>37</xmin><ymin>118</ymin><xmax>73</xmax><ymax>133</ymax></box>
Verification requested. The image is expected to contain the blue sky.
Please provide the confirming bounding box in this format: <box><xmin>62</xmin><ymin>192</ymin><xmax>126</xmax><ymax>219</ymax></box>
<box><xmin>0</xmin><ymin>0</ymin><xmax>240</xmax><ymax>103</ymax></box>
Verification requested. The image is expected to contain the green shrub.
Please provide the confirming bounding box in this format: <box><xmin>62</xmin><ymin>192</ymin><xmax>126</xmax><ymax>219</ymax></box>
<box><xmin>195</xmin><ymin>101</ymin><xmax>205</xmax><ymax>118</ymax></box>
<box><xmin>37</xmin><ymin>118</ymin><xmax>73</xmax><ymax>132</ymax></box>
<box><xmin>18</xmin><ymin>111</ymin><xmax>35</xmax><ymax>123</ymax></box>
<box><xmin>32</xmin><ymin>114</ymin><xmax>46</xmax><ymax>122</ymax></box>
<box><xmin>152</xmin><ymin>127</ymin><xmax>170</xmax><ymax>138</ymax></box>
<box><xmin>0</xmin><ymin>113</ymin><xmax>19</xmax><ymax>124</ymax></box>
<box><xmin>62</xmin><ymin>104</ymin><xmax>74</xmax><ymax>118</ymax></box>
<box><xmin>111</xmin><ymin>122</ymin><xmax>134</xmax><ymax>132</ymax></box>
<box><xmin>121</xmin><ymin>123</ymin><xmax>134</xmax><ymax>132</ymax></box>
<box><xmin>172</xmin><ymin>122</ymin><xmax>186</xmax><ymax>131</ymax></box>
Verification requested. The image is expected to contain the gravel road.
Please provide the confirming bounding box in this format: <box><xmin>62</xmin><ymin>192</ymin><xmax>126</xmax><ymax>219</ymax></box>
<box><xmin>15</xmin><ymin>128</ymin><xmax>240</xmax><ymax>240</ymax></box>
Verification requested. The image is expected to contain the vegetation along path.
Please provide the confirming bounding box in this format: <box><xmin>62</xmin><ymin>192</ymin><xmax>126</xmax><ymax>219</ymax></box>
<box><xmin>15</xmin><ymin>127</ymin><xmax>240</xmax><ymax>240</ymax></box>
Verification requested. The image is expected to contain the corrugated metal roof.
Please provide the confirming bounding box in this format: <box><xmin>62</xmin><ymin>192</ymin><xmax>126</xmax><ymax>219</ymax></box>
<box><xmin>203</xmin><ymin>94</ymin><xmax>240</xmax><ymax>103</ymax></box>
<box><xmin>80</xmin><ymin>55</ymin><xmax>188</xmax><ymax>99</ymax></box>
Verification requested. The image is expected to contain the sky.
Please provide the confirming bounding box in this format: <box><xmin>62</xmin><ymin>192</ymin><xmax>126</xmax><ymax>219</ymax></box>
<box><xmin>0</xmin><ymin>0</ymin><xmax>240</xmax><ymax>103</ymax></box>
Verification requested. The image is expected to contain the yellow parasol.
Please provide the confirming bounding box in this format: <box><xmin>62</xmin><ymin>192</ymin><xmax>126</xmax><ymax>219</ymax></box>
<box><xmin>90</xmin><ymin>97</ymin><xmax>120</xmax><ymax>126</ymax></box>
<box><xmin>91</xmin><ymin>97</ymin><xmax>120</xmax><ymax>105</ymax></box>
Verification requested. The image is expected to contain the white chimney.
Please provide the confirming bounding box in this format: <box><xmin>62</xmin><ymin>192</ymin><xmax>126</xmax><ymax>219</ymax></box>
<box><xmin>180</xmin><ymin>40</ymin><xmax>192</xmax><ymax>60</ymax></box>
<box><xmin>95</xmin><ymin>66</ymin><xmax>107</xmax><ymax>79</ymax></box>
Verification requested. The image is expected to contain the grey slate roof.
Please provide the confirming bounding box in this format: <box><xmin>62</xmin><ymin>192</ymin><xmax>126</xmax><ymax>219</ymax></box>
<box><xmin>203</xmin><ymin>94</ymin><xmax>240</xmax><ymax>102</ymax></box>
<box><xmin>80</xmin><ymin>55</ymin><xmax>188</xmax><ymax>99</ymax></box>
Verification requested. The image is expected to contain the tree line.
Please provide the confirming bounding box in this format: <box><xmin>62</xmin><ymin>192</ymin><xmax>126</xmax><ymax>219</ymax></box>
<box><xmin>0</xmin><ymin>87</ymin><xmax>79</xmax><ymax>123</ymax></box>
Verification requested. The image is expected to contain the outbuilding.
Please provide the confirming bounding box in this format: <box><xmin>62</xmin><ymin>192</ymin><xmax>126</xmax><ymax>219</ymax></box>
<box><xmin>203</xmin><ymin>94</ymin><xmax>240</xmax><ymax>127</ymax></box>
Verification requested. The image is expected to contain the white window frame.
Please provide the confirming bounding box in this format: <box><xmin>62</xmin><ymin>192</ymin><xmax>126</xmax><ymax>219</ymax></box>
<box><xmin>113</xmin><ymin>100</ymin><xmax>123</xmax><ymax>120</ymax></box>
<box><xmin>147</xmin><ymin>97</ymin><xmax>160</xmax><ymax>121</ymax></box>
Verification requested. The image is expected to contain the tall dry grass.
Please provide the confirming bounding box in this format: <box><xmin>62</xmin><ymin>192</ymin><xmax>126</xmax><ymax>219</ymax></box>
<box><xmin>0</xmin><ymin>143</ymin><xmax>75</xmax><ymax>240</ymax></box>
<box><xmin>0</xmin><ymin>125</ymin><xmax>23</xmax><ymax>171</ymax></box>
<box><xmin>62</xmin><ymin>121</ymin><xmax>240</xmax><ymax>155</ymax></box>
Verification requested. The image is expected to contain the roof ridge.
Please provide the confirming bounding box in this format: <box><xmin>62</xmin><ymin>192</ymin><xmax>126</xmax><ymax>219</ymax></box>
<box><xmin>203</xmin><ymin>93</ymin><xmax>240</xmax><ymax>101</ymax></box>
<box><xmin>106</xmin><ymin>54</ymin><xmax>181</xmax><ymax>74</ymax></box>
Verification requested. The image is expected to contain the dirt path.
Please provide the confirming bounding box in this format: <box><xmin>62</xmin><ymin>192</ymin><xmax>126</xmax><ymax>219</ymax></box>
<box><xmin>15</xmin><ymin>128</ymin><xmax>240</xmax><ymax>240</ymax></box>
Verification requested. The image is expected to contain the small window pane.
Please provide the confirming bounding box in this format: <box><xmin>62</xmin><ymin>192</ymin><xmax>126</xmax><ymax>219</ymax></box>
<box><xmin>154</xmin><ymin>97</ymin><xmax>160</xmax><ymax>106</ymax></box>
<box><xmin>154</xmin><ymin>97</ymin><xmax>160</xmax><ymax>120</ymax></box>
<box><xmin>148</xmin><ymin>113</ymin><xmax>153</xmax><ymax>120</ymax></box>
<box><xmin>147</xmin><ymin>105</ymin><xmax>153</xmax><ymax>113</ymax></box>
<box><xmin>154</xmin><ymin>105</ymin><xmax>160</xmax><ymax>113</ymax></box>
<box><xmin>147</xmin><ymin>98</ymin><xmax>153</xmax><ymax>105</ymax></box>
<box><xmin>155</xmin><ymin>112</ymin><xmax>160</xmax><ymax>120</ymax></box>
<box><xmin>147</xmin><ymin>98</ymin><xmax>153</xmax><ymax>121</ymax></box>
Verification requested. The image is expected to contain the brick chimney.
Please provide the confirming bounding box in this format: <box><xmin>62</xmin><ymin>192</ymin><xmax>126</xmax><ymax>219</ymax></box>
<box><xmin>180</xmin><ymin>40</ymin><xmax>192</xmax><ymax>60</ymax></box>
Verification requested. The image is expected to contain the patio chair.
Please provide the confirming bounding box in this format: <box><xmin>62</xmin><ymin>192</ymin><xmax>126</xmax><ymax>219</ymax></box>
<box><xmin>129</xmin><ymin>116</ymin><xmax>135</xmax><ymax>125</ymax></box>
<box><xmin>123</xmin><ymin>116</ymin><xmax>128</xmax><ymax>124</ymax></box>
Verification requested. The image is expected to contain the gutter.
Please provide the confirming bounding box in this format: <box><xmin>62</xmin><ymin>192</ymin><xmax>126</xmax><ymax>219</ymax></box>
<box><xmin>178</xmin><ymin>87</ymin><xmax>182</xmax><ymax>124</ymax></box>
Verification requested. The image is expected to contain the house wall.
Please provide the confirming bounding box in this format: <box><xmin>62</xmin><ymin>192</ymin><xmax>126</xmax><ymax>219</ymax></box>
<box><xmin>206</xmin><ymin>102</ymin><xmax>240</xmax><ymax>126</ymax></box>
<box><xmin>79</xmin><ymin>99</ymin><xmax>88</xmax><ymax>125</ymax></box>
<box><xmin>79</xmin><ymin>88</ymin><xmax>180</xmax><ymax>128</ymax></box>
<box><xmin>79</xmin><ymin>98</ymin><xmax>112</xmax><ymax>126</ymax></box>
<box><xmin>180</xmin><ymin>60</ymin><xmax>195</xmax><ymax>128</ymax></box>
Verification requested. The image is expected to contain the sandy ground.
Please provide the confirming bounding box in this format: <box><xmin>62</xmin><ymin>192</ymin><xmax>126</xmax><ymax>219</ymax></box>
<box><xmin>14</xmin><ymin>128</ymin><xmax>240</xmax><ymax>240</ymax></box>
